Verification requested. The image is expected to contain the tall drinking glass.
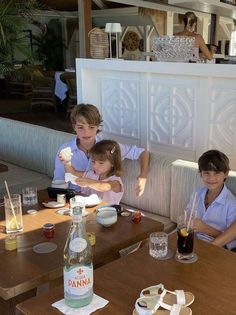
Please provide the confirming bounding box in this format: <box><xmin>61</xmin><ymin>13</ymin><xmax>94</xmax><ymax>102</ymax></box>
<box><xmin>176</xmin><ymin>214</ymin><xmax>194</xmax><ymax>261</ymax></box>
<box><xmin>4</xmin><ymin>194</ymin><xmax>23</xmax><ymax>233</ymax></box>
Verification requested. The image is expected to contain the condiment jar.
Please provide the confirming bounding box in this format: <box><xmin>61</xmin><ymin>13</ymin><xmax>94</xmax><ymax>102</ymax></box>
<box><xmin>5</xmin><ymin>235</ymin><xmax>17</xmax><ymax>251</ymax></box>
<box><xmin>43</xmin><ymin>223</ymin><xmax>55</xmax><ymax>239</ymax></box>
<box><xmin>87</xmin><ymin>232</ymin><xmax>96</xmax><ymax>246</ymax></box>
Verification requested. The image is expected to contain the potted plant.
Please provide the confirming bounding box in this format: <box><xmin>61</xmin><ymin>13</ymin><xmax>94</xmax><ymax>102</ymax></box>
<box><xmin>0</xmin><ymin>0</ymin><xmax>41</xmax><ymax>77</ymax></box>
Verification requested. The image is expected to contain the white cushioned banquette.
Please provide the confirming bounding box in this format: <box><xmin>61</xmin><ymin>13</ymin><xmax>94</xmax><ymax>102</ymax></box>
<box><xmin>2</xmin><ymin>117</ymin><xmax>236</xmax><ymax>233</ymax></box>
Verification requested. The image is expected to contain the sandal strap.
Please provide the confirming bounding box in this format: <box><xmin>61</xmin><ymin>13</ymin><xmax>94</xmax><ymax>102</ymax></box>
<box><xmin>175</xmin><ymin>290</ymin><xmax>185</xmax><ymax>305</ymax></box>
<box><xmin>170</xmin><ymin>304</ymin><xmax>182</xmax><ymax>315</ymax></box>
<box><xmin>140</xmin><ymin>283</ymin><xmax>164</xmax><ymax>297</ymax></box>
<box><xmin>158</xmin><ymin>300</ymin><xmax>182</xmax><ymax>314</ymax></box>
<box><xmin>160</xmin><ymin>288</ymin><xmax>186</xmax><ymax>306</ymax></box>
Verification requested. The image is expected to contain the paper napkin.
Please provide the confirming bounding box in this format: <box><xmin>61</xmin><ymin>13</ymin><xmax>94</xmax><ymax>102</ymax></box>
<box><xmin>52</xmin><ymin>294</ymin><xmax>109</xmax><ymax>315</ymax></box>
<box><xmin>65</xmin><ymin>173</ymin><xmax>78</xmax><ymax>185</ymax></box>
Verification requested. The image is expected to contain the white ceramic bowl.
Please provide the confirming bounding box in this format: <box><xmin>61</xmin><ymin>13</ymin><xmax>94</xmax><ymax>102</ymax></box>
<box><xmin>96</xmin><ymin>206</ymin><xmax>117</xmax><ymax>227</ymax></box>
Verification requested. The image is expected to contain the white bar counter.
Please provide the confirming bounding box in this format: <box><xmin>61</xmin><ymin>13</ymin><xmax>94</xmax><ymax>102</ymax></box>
<box><xmin>76</xmin><ymin>58</ymin><xmax>236</xmax><ymax>169</ymax></box>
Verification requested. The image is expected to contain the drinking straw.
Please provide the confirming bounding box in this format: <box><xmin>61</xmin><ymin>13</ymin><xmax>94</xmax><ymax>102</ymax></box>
<box><xmin>4</xmin><ymin>180</ymin><xmax>19</xmax><ymax>229</ymax></box>
<box><xmin>186</xmin><ymin>192</ymin><xmax>197</xmax><ymax>232</ymax></box>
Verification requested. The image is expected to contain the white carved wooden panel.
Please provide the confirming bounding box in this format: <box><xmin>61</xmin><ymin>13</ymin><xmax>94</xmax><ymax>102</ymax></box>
<box><xmin>101</xmin><ymin>77</ymin><xmax>140</xmax><ymax>139</ymax></box>
<box><xmin>148</xmin><ymin>78</ymin><xmax>196</xmax><ymax>149</ymax></box>
<box><xmin>208</xmin><ymin>79</ymin><xmax>236</xmax><ymax>166</ymax></box>
<box><xmin>209</xmin><ymin>88</ymin><xmax>236</xmax><ymax>156</ymax></box>
<box><xmin>76</xmin><ymin>59</ymin><xmax>236</xmax><ymax>169</ymax></box>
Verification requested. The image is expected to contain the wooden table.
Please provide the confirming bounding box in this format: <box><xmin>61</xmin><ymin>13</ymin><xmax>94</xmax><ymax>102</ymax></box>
<box><xmin>0</xmin><ymin>190</ymin><xmax>162</xmax><ymax>313</ymax></box>
<box><xmin>16</xmin><ymin>234</ymin><xmax>236</xmax><ymax>315</ymax></box>
<box><xmin>0</xmin><ymin>163</ymin><xmax>8</xmax><ymax>173</ymax></box>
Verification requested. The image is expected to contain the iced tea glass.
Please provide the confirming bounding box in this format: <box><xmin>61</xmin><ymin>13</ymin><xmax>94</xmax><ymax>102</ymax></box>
<box><xmin>176</xmin><ymin>214</ymin><xmax>194</xmax><ymax>260</ymax></box>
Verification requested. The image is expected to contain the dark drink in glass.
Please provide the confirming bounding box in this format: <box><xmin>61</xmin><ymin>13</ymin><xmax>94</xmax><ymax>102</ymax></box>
<box><xmin>177</xmin><ymin>227</ymin><xmax>194</xmax><ymax>255</ymax></box>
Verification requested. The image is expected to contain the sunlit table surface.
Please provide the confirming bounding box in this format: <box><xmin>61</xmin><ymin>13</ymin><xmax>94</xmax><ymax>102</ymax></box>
<box><xmin>0</xmin><ymin>190</ymin><xmax>163</xmax><ymax>301</ymax></box>
<box><xmin>16</xmin><ymin>233</ymin><xmax>236</xmax><ymax>315</ymax></box>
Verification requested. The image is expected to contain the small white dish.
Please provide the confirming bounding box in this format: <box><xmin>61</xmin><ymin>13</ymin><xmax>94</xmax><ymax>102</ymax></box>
<box><xmin>56</xmin><ymin>208</ymin><xmax>71</xmax><ymax>215</ymax></box>
<box><xmin>27</xmin><ymin>209</ymin><xmax>38</xmax><ymax>215</ymax></box>
<box><xmin>96</xmin><ymin>206</ymin><xmax>117</xmax><ymax>227</ymax></box>
<box><xmin>42</xmin><ymin>201</ymin><xmax>65</xmax><ymax>208</ymax></box>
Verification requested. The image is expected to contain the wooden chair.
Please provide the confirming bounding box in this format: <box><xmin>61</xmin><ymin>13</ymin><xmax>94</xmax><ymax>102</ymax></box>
<box><xmin>30</xmin><ymin>75</ymin><xmax>57</xmax><ymax>112</ymax></box>
<box><xmin>60</xmin><ymin>72</ymin><xmax>77</xmax><ymax>117</ymax></box>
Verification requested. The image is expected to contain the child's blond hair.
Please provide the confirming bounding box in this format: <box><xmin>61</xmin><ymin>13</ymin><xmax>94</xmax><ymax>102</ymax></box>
<box><xmin>70</xmin><ymin>104</ymin><xmax>102</xmax><ymax>132</ymax></box>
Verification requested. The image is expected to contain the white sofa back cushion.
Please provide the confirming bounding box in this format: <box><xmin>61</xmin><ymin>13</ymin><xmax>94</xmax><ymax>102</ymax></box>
<box><xmin>0</xmin><ymin>118</ymin><xmax>73</xmax><ymax>177</ymax></box>
<box><xmin>121</xmin><ymin>153</ymin><xmax>176</xmax><ymax>218</ymax></box>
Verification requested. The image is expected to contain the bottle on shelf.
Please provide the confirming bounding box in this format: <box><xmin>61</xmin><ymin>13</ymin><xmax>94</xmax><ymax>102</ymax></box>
<box><xmin>63</xmin><ymin>205</ymin><xmax>93</xmax><ymax>308</ymax></box>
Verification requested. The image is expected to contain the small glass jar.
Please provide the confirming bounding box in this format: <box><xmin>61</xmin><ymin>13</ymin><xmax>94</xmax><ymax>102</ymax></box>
<box><xmin>87</xmin><ymin>232</ymin><xmax>96</xmax><ymax>246</ymax></box>
<box><xmin>5</xmin><ymin>235</ymin><xmax>17</xmax><ymax>251</ymax></box>
<box><xmin>43</xmin><ymin>223</ymin><xmax>55</xmax><ymax>239</ymax></box>
<box><xmin>132</xmin><ymin>211</ymin><xmax>142</xmax><ymax>224</ymax></box>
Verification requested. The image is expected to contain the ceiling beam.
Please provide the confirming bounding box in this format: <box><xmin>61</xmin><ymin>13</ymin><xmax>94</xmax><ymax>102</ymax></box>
<box><xmin>93</xmin><ymin>0</ymin><xmax>108</xmax><ymax>8</ymax></box>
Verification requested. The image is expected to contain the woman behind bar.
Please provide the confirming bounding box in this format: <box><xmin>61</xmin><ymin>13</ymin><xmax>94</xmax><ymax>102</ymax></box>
<box><xmin>175</xmin><ymin>11</ymin><xmax>214</xmax><ymax>61</ymax></box>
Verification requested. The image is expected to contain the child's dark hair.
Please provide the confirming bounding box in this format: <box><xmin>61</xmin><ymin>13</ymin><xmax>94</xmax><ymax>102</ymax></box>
<box><xmin>198</xmin><ymin>150</ymin><xmax>230</xmax><ymax>173</ymax></box>
<box><xmin>89</xmin><ymin>140</ymin><xmax>122</xmax><ymax>177</ymax></box>
<box><xmin>70</xmin><ymin>103</ymin><xmax>103</xmax><ymax>132</ymax></box>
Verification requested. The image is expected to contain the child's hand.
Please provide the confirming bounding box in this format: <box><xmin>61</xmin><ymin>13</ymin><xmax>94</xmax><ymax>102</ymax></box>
<box><xmin>135</xmin><ymin>176</ymin><xmax>147</xmax><ymax>197</ymax></box>
<box><xmin>193</xmin><ymin>218</ymin><xmax>207</xmax><ymax>233</ymax></box>
<box><xmin>58</xmin><ymin>154</ymin><xmax>71</xmax><ymax>166</ymax></box>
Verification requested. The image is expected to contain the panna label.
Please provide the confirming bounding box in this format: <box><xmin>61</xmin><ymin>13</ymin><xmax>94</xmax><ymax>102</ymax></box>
<box><xmin>64</xmin><ymin>266</ymin><xmax>93</xmax><ymax>295</ymax></box>
<box><xmin>69</xmin><ymin>237</ymin><xmax>87</xmax><ymax>252</ymax></box>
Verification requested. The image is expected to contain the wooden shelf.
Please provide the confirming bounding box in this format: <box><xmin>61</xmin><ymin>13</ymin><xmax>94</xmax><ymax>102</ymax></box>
<box><xmin>168</xmin><ymin>0</ymin><xmax>236</xmax><ymax>19</ymax></box>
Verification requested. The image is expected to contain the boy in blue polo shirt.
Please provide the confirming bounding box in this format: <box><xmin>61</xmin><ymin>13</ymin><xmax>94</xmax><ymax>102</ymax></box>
<box><xmin>186</xmin><ymin>150</ymin><xmax>236</xmax><ymax>249</ymax></box>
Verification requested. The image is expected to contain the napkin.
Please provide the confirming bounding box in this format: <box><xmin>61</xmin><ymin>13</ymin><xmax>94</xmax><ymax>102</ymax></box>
<box><xmin>52</xmin><ymin>294</ymin><xmax>109</xmax><ymax>315</ymax></box>
<box><xmin>65</xmin><ymin>173</ymin><xmax>78</xmax><ymax>185</ymax></box>
<box><xmin>74</xmin><ymin>194</ymin><xmax>100</xmax><ymax>206</ymax></box>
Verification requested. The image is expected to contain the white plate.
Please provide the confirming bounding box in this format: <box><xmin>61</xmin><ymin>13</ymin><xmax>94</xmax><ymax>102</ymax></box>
<box><xmin>42</xmin><ymin>201</ymin><xmax>65</xmax><ymax>208</ymax></box>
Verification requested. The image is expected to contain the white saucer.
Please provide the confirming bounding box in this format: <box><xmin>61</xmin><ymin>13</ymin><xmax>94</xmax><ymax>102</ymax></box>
<box><xmin>27</xmin><ymin>209</ymin><xmax>38</xmax><ymax>215</ymax></box>
<box><xmin>42</xmin><ymin>201</ymin><xmax>65</xmax><ymax>208</ymax></box>
<box><xmin>175</xmin><ymin>252</ymin><xmax>198</xmax><ymax>264</ymax></box>
<box><xmin>33</xmin><ymin>242</ymin><xmax>57</xmax><ymax>254</ymax></box>
<box><xmin>56</xmin><ymin>208</ymin><xmax>71</xmax><ymax>215</ymax></box>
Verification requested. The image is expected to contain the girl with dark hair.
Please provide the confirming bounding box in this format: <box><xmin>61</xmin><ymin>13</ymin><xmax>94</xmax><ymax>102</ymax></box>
<box><xmin>60</xmin><ymin>140</ymin><xmax>124</xmax><ymax>205</ymax></box>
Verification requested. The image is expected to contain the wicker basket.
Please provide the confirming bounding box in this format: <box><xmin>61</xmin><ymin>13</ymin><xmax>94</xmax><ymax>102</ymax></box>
<box><xmin>89</xmin><ymin>27</ymin><xmax>109</xmax><ymax>59</ymax></box>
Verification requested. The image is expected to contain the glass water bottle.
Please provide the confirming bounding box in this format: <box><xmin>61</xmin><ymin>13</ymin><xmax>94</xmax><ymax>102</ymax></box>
<box><xmin>63</xmin><ymin>206</ymin><xmax>93</xmax><ymax>308</ymax></box>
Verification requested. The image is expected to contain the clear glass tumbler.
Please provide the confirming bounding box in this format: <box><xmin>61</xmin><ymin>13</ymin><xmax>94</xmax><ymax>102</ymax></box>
<box><xmin>4</xmin><ymin>194</ymin><xmax>23</xmax><ymax>233</ymax></box>
<box><xmin>149</xmin><ymin>232</ymin><xmax>168</xmax><ymax>259</ymax></box>
<box><xmin>22</xmin><ymin>187</ymin><xmax>38</xmax><ymax>206</ymax></box>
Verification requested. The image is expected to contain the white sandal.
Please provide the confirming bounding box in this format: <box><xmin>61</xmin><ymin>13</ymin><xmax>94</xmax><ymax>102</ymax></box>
<box><xmin>133</xmin><ymin>296</ymin><xmax>192</xmax><ymax>315</ymax></box>
<box><xmin>140</xmin><ymin>284</ymin><xmax>194</xmax><ymax>307</ymax></box>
